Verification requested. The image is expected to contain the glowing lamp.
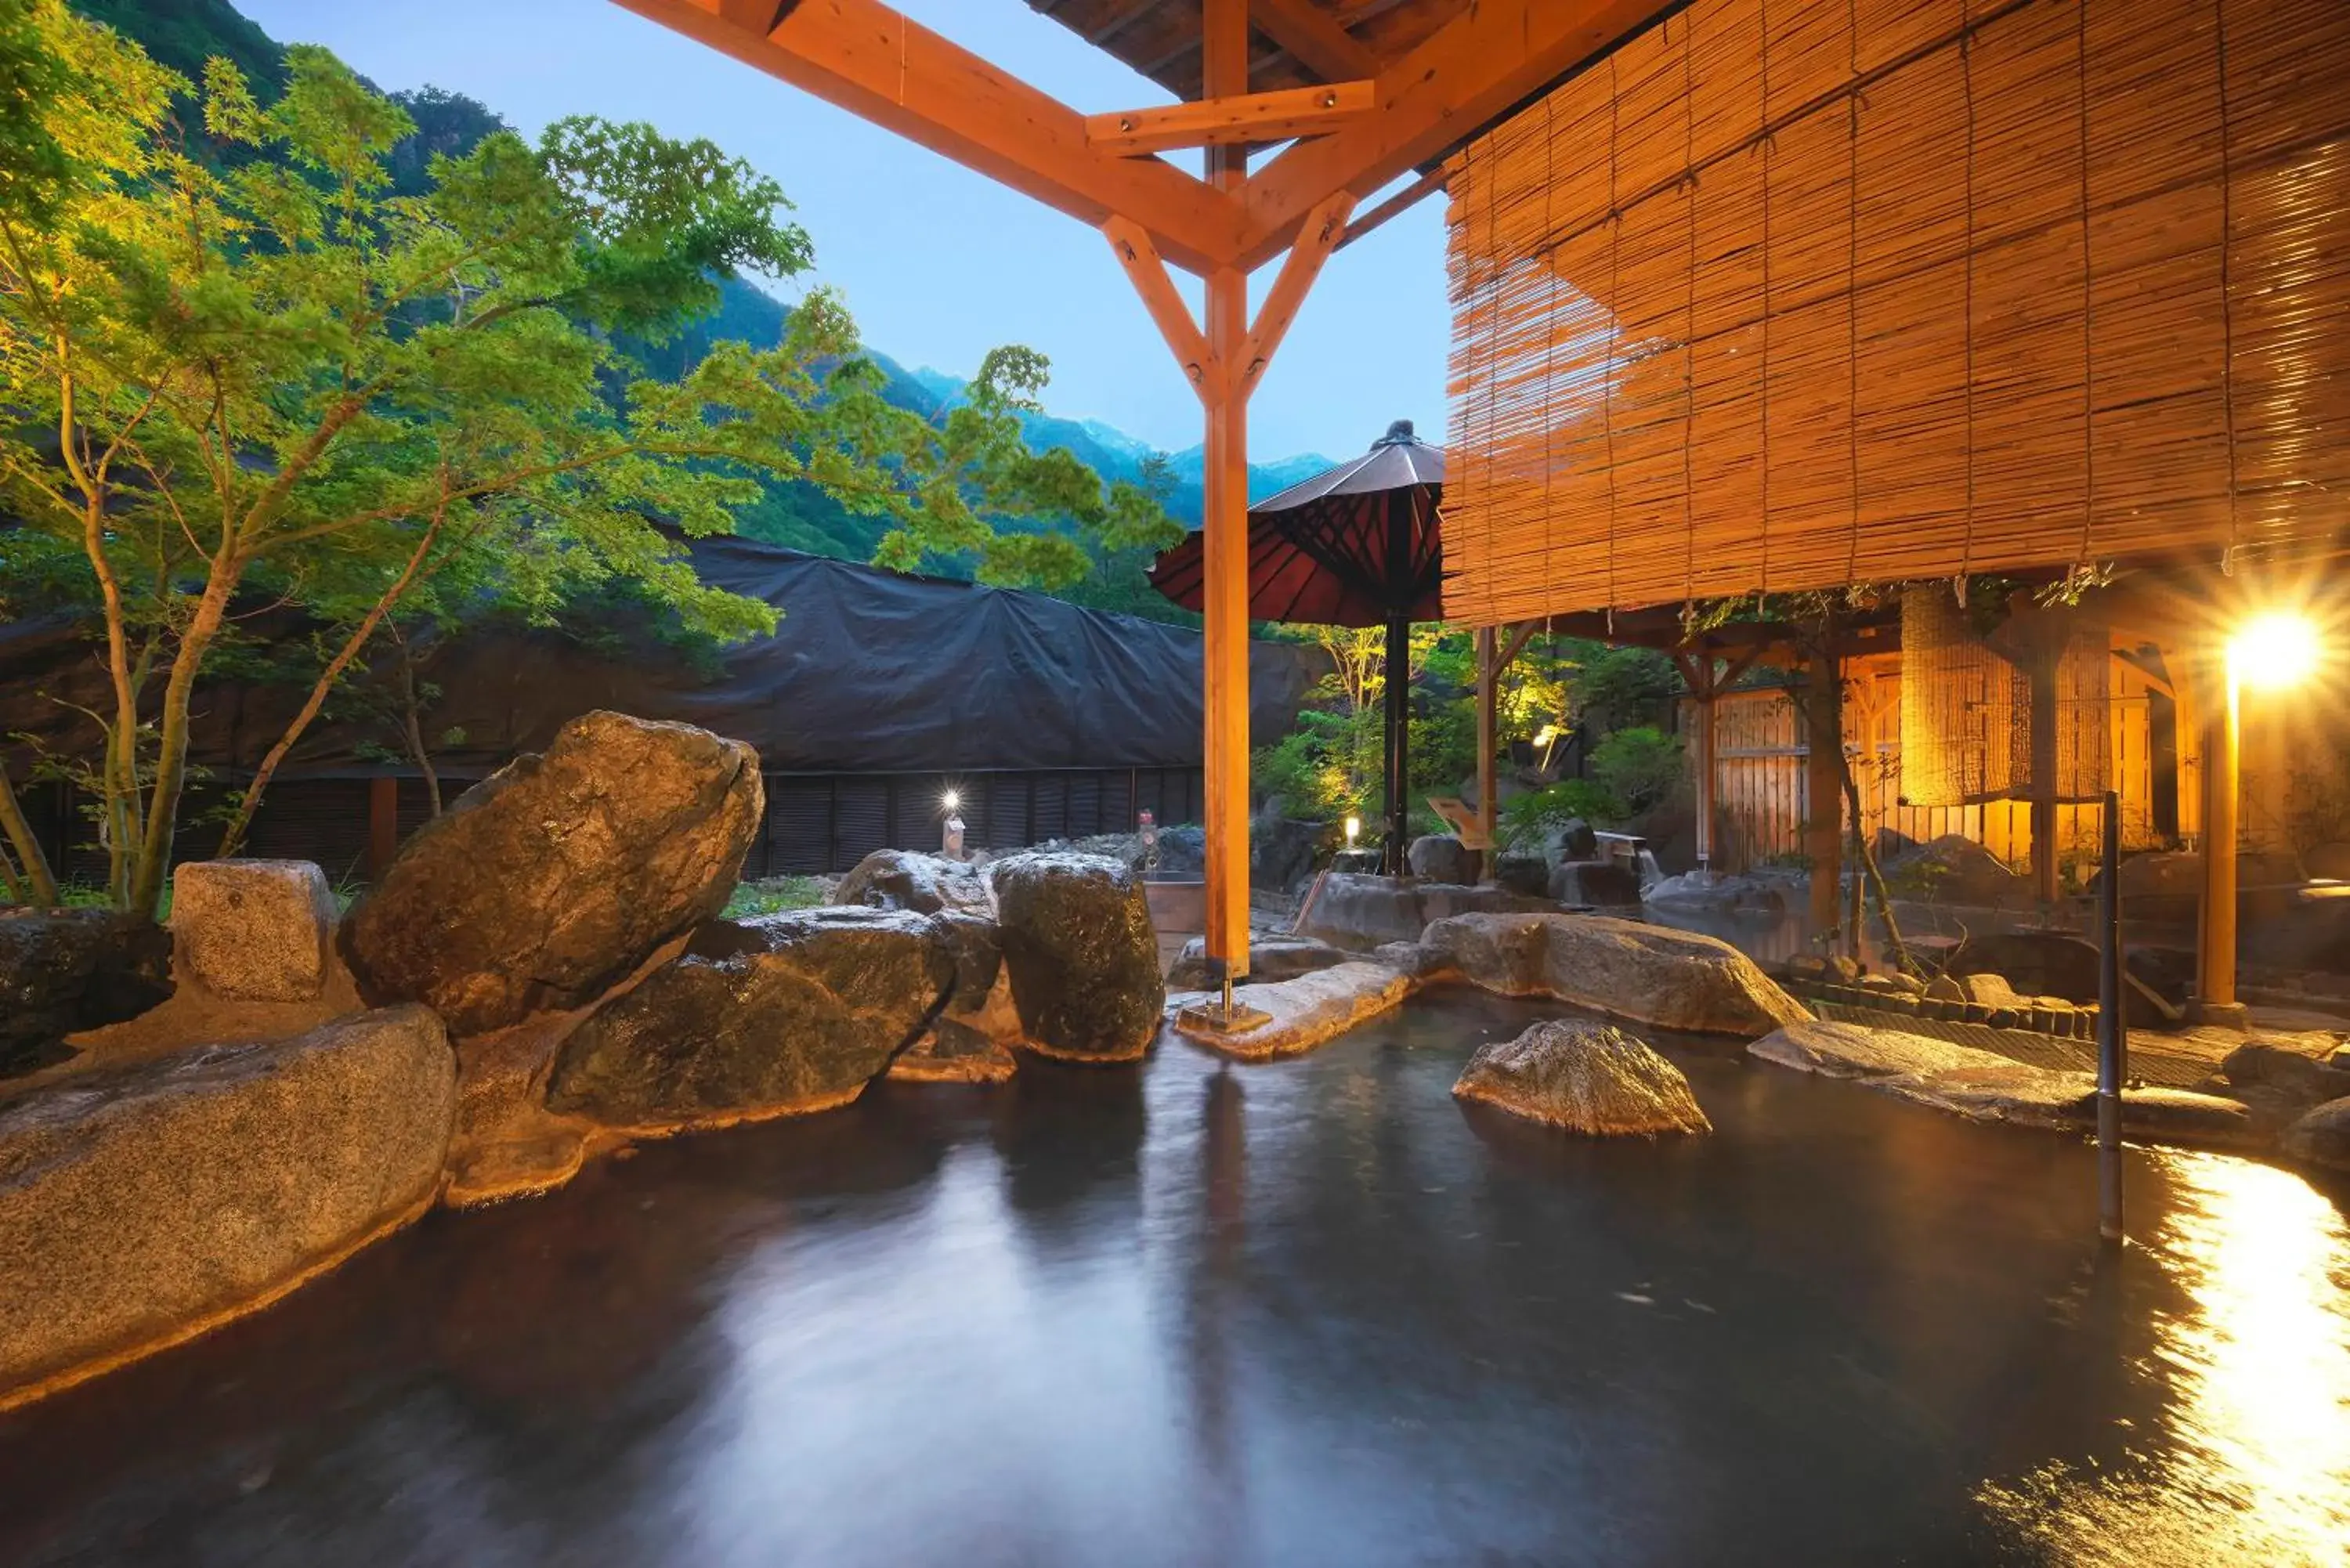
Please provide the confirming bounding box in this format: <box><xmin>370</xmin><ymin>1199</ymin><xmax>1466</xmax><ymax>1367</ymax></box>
<box><xmin>2229</xmin><ymin>611</ymin><xmax>2321</xmax><ymax>692</ymax></box>
<box><xmin>941</xmin><ymin>789</ymin><xmax>965</xmax><ymax>861</ymax></box>
<box><xmin>1344</xmin><ymin>814</ymin><xmax>1361</xmax><ymax>847</ymax></box>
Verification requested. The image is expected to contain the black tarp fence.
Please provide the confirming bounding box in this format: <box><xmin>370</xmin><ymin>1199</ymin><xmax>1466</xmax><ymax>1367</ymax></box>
<box><xmin>1</xmin><ymin>534</ymin><xmax>1321</xmax><ymax>880</ymax></box>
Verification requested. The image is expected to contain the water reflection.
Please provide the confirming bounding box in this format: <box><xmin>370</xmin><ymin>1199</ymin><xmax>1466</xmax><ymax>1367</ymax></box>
<box><xmin>5</xmin><ymin>995</ymin><xmax>2348</xmax><ymax>1566</ymax></box>
<box><xmin>1979</xmin><ymin>1152</ymin><xmax>2350</xmax><ymax>1565</ymax></box>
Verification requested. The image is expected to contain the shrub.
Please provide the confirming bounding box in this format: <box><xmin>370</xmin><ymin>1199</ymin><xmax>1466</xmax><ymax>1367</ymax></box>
<box><xmin>1589</xmin><ymin>727</ymin><xmax>1685</xmax><ymax>815</ymax></box>
<box><xmin>1499</xmin><ymin>779</ymin><xmax>1622</xmax><ymax>851</ymax></box>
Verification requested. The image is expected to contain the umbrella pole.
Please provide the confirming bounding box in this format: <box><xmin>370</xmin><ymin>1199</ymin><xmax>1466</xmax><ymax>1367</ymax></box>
<box><xmin>1385</xmin><ymin>612</ymin><xmax>1409</xmax><ymax>875</ymax></box>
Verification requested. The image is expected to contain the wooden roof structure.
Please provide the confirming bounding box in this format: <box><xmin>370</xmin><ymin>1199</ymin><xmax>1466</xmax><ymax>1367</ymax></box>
<box><xmin>612</xmin><ymin>0</ymin><xmax>1685</xmax><ymax>984</ymax></box>
<box><xmin>1029</xmin><ymin>1</ymin><xmax>1466</xmax><ymax>105</ymax></box>
<box><xmin>613</xmin><ymin>0</ymin><xmax>1680</xmax><ymax>989</ymax></box>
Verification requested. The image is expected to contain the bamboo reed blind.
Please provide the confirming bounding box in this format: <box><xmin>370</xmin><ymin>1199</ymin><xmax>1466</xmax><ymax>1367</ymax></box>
<box><xmin>1444</xmin><ymin>0</ymin><xmax>2350</xmax><ymax>625</ymax></box>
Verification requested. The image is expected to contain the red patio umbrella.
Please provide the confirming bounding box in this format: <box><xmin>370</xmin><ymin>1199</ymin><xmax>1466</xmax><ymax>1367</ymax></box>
<box><xmin>1149</xmin><ymin>420</ymin><xmax>1444</xmax><ymax>874</ymax></box>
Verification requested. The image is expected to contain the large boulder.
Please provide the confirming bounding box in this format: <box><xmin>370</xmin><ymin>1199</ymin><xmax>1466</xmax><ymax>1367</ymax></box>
<box><xmin>1407</xmin><ymin>834</ymin><xmax>1478</xmax><ymax>886</ymax></box>
<box><xmin>988</xmin><ymin>853</ymin><xmax>1162</xmax><ymax>1062</ymax></box>
<box><xmin>1882</xmin><ymin>833</ymin><xmax>2026</xmax><ymax>906</ymax></box>
<box><xmin>0</xmin><ymin>1006</ymin><xmax>454</xmax><ymax>1407</ymax></box>
<box><xmin>832</xmin><ymin>849</ymin><xmax>993</xmax><ymax>916</ymax></box>
<box><xmin>2281</xmin><ymin>1097</ymin><xmax>2350</xmax><ymax>1172</ymax></box>
<box><xmin>0</xmin><ymin>910</ymin><xmax>172</xmax><ymax>1076</ymax></box>
<box><xmin>1549</xmin><ymin>859</ymin><xmax>1642</xmax><ymax>906</ymax></box>
<box><xmin>169</xmin><ymin>859</ymin><xmax>336</xmax><ymax>1003</ymax></box>
<box><xmin>1643</xmin><ymin>870</ymin><xmax>1786</xmax><ymax>919</ymax></box>
<box><xmin>1166</xmin><ymin>934</ymin><xmax>1351</xmax><ymax>991</ymax></box>
<box><xmin>1251</xmin><ymin>815</ymin><xmax>1332</xmax><ymax>894</ymax></box>
<box><xmin>892</xmin><ymin>911</ymin><xmax>1023</xmax><ymax>1083</ymax></box>
<box><xmin>546</xmin><ymin>908</ymin><xmax>954</xmax><ymax>1130</ymax></box>
<box><xmin>1152</xmin><ymin>823</ymin><xmax>1206</xmax><ymax>876</ymax></box>
<box><xmin>1493</xmin><ymin>852</ymin><xmax>1551</xmax><ymax>897</ymax></box>
<box><xmin>1173</xmin><ymin>962</ymin><xmax>1413</xmax><ymax>1060</ymax></box>
<box><xmin>1423</xmin><ymin>912</ymin><xmax>1811</xmax><ymax>1038</ymax></box>
<box><xmin>2222</xmin><ymin>1041</ymin><xmax>2350</xmax><ymax>1131</ymax></box>
<box><xmin>1296</xmin><ymin>872</ymin><xmax>1556</xmax><ymax>952</ymax></box>
<box><xmin>1453</xmin><ymin>1018</ymin><xmax>1711</xmax><ymax>1136</ymax></box>
<box><xmin>1753</xmin><ymin>1020</ymin><xmax>2258</xmax><ymax>1145</ymax></box>
<box><xmin>344</xmin><ymin>711</ymin><xmax>762</xmax><ymax>1035</ymax></box>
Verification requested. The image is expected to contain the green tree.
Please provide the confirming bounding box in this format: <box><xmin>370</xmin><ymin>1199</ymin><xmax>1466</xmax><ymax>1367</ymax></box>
<box><xmin>0</xmin><ymin>2</ymin><xmax>1171</xmax><ymax>915</ymax></box>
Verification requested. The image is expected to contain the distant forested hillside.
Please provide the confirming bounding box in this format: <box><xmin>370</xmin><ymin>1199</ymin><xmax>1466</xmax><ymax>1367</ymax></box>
<box><xmin>68</xmin><ymin>0</ymin><xmax>1335</xmax><ymax>623</ymax></box>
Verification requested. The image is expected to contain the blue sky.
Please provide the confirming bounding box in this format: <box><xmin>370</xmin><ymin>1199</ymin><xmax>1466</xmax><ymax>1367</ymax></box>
<box><xmin>238</xmin><ymin>0</ymin><xmax>1452</xmax><ymax>464</ymax></box>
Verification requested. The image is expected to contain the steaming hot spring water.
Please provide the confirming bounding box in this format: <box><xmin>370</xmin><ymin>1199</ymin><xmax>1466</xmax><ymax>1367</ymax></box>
<box><xmin>2</xmin><ymin>990</ymin><xmax>2345</xmax><ymax>1566</ymax></box>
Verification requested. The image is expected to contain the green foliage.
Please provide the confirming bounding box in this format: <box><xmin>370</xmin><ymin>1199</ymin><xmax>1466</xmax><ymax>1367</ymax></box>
<box><xmin>1498</xmin><ymin>779</ymin><xmax>1621</xmax><ymax>850</ymax></box>
<box><xmin>0</xmin><ymin>2</ymin><xmax>1169</xmax><ymax>913</ymax></box>
<box><xmin>1589</xmin><ymin>726</ymin><xmax>1685</xmax><ymax>815</ymax></box>
<box><xmin>725</xmin><ymin>876</ymin><xmax>828</xmax><ymax>916</ymax></box>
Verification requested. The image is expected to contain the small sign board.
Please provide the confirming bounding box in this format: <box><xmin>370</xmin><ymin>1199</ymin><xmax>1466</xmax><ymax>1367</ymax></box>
<box><xmin>1424</xmin><ymin>796</ymin><xmax>1492</xmax><ymax>851</ymax></box>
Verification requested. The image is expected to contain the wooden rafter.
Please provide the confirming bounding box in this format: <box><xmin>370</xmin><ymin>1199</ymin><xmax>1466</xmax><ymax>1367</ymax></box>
<box><xmin>1236</xmin><ymin>0</ymin><xmax>1668</xmax><ymax>266</ymax></box>
<box><xmin>616</xmin><ymin>0</ymin><xmax>1246</xmax><ymax>273</ymax></box>
<box><xmin>1086</xmin><ymin>81</ymin><xmax>1375</xmax><ymax>154</ymax></box>
<box><xmin>1337</xmin><ymin>165</ymin><xmax>1445</xmax><ymax>249</ymax></box>
<box><xmin>1251</xmin><ymin>0</ymin><xmax>1379</xmax><ymax>81</ymax></box>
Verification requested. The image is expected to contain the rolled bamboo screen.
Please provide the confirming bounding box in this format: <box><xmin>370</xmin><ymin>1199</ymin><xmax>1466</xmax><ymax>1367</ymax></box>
<box><xmin>1899</xmin><ymin>584</ymin><xmax>2110</xmax><ymax>805</ymax></box>
<box><xmin>1900</xmin><ymin>585</ymin><xmax>2025</xmax><ymax>804</ymax></box>
<box><xmin>1444</xmin><ymin>0</ymin><xmax>2350</xmax><ymax>625</ymax></box>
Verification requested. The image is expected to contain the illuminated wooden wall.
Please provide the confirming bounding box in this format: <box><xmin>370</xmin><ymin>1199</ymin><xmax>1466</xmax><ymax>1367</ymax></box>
<box><xmin>1444</xmin><ymin>0</ymin><xmax>2350</xmax><ymax>623</ymax></box>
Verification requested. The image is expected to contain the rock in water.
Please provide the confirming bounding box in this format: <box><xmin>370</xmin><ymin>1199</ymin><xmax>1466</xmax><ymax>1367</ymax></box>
<box><xmin>546</xmin><ymin>908</ymin><xmax>954</xmax><ymax>1129</ymax></box>
<box><xmin>0</xmin><ymin>910</ymin><xmax>172</xmax><ymax>1076</ymax></box>
<box><xmin>169</xmin><ymin>859</ymin><xmax>336</xmax><ymax>1002</ymax></box>
<box><xmin>832</xmin><ymin>849</ymin><xmax>992</xmax><ymax>916</ymax></box>
<box><xmin>1166</xmin><ymin>934</ymin><xmax>1350</xmax><ymax>991</ymax></box>
<box><xmin>1407</xmin><ymin>834</ymin><xmax>1478</xmax><ymax>886</ymax></box>
<box><xmin>2282</xmin><ymin>1096</ymin><xmax>2350</xmax><ymax>1172</ymax></box>
<box><xmin>0</xmin><ymin>1006</ymin><xmax>454</xmax><ymax>1407</ymax></box>
<box><xmin>1423</xmin><ymin>912</ymin><xmax>1810</xmax><ymax>1038</ymax></box>
<box><xmin>988</xmin><ymin>853</ymin><xmax>1162</xmax><ymax>1062</ymax></box>
<box><xmin>892</xmin><ymin>913</ymin><xmax>1024</xmax><ymax>1083</ymax></box>
<box><xmin>344</xmin><ymin>711</ymin><xmax>762</xmax><ymax>1035</ymax></box>
<box><xmin>1453</xmin><ymin>1019</ymin><xmax>1712</xmax><ymax>1136</ymax></box>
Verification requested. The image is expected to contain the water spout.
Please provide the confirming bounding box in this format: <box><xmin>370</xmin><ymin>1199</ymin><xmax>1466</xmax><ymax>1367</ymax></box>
<box><xmin>1636</xmin><ymin>848</ymin><xmax>1664</xmax><ymax>891</ymax></box>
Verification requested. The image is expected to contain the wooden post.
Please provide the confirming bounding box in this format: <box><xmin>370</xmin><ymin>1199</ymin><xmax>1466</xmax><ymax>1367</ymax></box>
<box><xmin>1806</xmin><ymin>651</ymin><xmax>1844</xmax><ymax>945</ymax></box>
<box><xmin>1687</xmin><ymin>651</ymin><xmax>1717</xmax><ymax>877</ymax></box>
<box><xmin>2029</xmin><ymin>646</ymin><xmax>2061</xmax><ymax>906</ymax></box>
<box><xmin>2196</xmin><ymin>657</ymin><xmax>2240</xmax><ymax>1015</ymax></box>
<box><xmin>1201</xmin><ymin>0</ymin><xmax>1252</xmax><ymax>981</ymax></box>
<box><xmin>1476</xmin><ymin>626</ymin><xmax>1499</xmax><ymax>883</ymax></box>
<box><xmin>367</xmin><ymin>775</ymin><xmax>399</xmax><ymax>882</ymax></box>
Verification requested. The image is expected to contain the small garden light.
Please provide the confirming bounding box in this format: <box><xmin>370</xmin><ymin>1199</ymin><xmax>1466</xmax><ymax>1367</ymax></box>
<box><xmin>1344</xmin><ymin>814</ymin><xmax>1361</xmax><ymax>847</ymax></box>
<box><xmin>941</xmin><ymin>789</ymin><xmax>964</xmax><ymax>860</ymax></box>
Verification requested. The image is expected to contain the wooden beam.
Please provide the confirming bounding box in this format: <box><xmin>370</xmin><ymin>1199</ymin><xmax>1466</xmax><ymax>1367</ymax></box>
<box><xmin>1103</xmin><ymin>217</ymin><xmax>1217</xmax><ymax>397</ymax></box>
<box><xmin>1499</xmin><ymin>622</ymin><xmax>1542</xmax><ymax>672</ymax></box>
<box><xmin>1233</xmin><ymin>190</ymin><xmax>1354</xmax><ymax>397</ymax></box>
<box><xmin>1086</xmin><ymin>81</ymin><xmax>1375</xmax><ymax>155</ymax></box>
<box><xmin>616</xmin><ymin>0</ymin><xmax>1244</xmax><ymax>273</ymax></box>
<box><xmin>1806</xmin><ymin>651</ymin><xmax>1846</xmax><ymax>948</ymax></box>
<box><xmin>1336</xmin><ymin>165</ymin><xmax>1445</xmax><ymax>251</ymax></box>
<box><xmin>1236</xmin><ymin>0</ymin><xmax>1668</xmax><ymax>267</ymax></box>
<box><xmin>1251</xmin><ymin>0</ymin><xmax>1379</xmax><ymax>81</ymax></box>
<box><xmin>1477</xmin><ymin>625</ymin><xmax>1499</xmax><ymax>882</ymax></box>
